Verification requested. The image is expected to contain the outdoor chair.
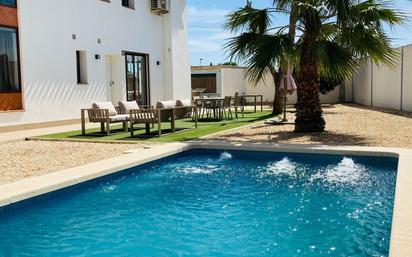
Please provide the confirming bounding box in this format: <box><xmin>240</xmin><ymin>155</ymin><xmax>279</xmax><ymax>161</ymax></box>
<box><xmin>192</xmin><ymin>96</ymin><xmax>203</xmax><ymax>118</ymax></box>
<box><xmin>81</xmin><ymin>102</ymin><xmax>129</xmax><ymax>136</ymax></box>
<box><xmin>234</xmin><ymin>94</ymin><xmax>245</xmax><ymax>119</ymax></box>
<box><xmin>220</xmin><ymin>96</ymin><xmax>233</xmax><ymax>119</ymax></box>
<box><xmin>198</xmin><ymin>95</ymin><xmax>213</xmax><ymax>119</ymax></box>
<box><xmin>130</xmin><ymin>108</ymin><xmax>160</xmax><ymax>137</ymax></box>
<box><xmin>175</xmin><ymin>99</ymin><xmax>194</xmax><ymax>119</ymax></box>
<box><xmin>203</xmin><ymin>99</ymin><xmax>221</xmax><ymax>119</ymax></box>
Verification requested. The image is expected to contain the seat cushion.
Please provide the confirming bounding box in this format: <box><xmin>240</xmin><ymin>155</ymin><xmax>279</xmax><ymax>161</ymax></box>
<box><xmin>119</xmin><ymin>100</ymin><xmax>139</xmax><ymax>114</ymax></box>
<box><xmin>109</xmin><ymin>114</ymin><xmax>129</xmax><ymax>122</ymax></box>
<box><xmin>92</xmin><ymin>102</ymin><xmax>118</xmax><ymax>116</ymax></box>
<box><xmin>156</xmin><ymin>100</ymin><xmax>176</xmax><ymax>109</ymax></box>
<box><xmin>176</xmin><ymin>99</ymin><xmax>192</xmax><ymax>107</ymax></box>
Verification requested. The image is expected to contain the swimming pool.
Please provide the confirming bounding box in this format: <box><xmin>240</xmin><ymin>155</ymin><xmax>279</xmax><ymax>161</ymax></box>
<box><xmin>0</xmin><ymin>149</ymin><xmax>398</xmax><ymax>257</ymax></box>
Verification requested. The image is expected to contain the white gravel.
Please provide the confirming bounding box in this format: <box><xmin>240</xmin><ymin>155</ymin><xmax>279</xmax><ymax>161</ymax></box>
<box><xmin>206</xmin><ymin>104</ymin><xmax>412</xmax><ymax>148</ymax></box>
<box><xmin>0</xmin><ymin>141</ymin><xmax>148</xmax><ymax>185</ymax></box>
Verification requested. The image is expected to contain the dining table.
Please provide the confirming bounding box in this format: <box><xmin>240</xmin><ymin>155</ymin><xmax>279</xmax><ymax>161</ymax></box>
<box><xmin>238</xmin><ymin>94</ymin><xmax>263</xmax><ymax>112</ymax></box>
<box><xmin>195</xmin><ymin>97</ymin><xmax>225</xmax><ymax>120</ymax></box>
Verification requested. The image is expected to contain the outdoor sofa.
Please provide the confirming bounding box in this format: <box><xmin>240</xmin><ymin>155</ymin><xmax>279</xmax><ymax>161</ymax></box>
<box><xmin>130</xmin><ymin>99</ymin><xmax>197</xmax><ymax>137</ymax></box>
<box><xmin>81</xmin><ymin>100</ymin><xmax>197</xmax><ymax>137</ymax></box>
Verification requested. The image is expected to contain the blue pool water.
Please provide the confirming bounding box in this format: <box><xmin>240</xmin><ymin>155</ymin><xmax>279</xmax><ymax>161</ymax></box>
<box><xmin>0</xmin><ymin>150</ymin><xmax>398</xmax><ymax>257</ymax></box>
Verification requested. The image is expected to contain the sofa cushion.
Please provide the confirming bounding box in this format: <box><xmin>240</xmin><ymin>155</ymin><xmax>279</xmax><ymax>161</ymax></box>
<box><xmin>92</xmin><ymin>102</ymin><xmax>117</xmax><ymax>116</ymax></box>
<box><xmin>156</xmin><ymin>100</ymin><xmax>176</xmax><ymax>109</ymax></box>
<box><xmin>119</xmin><ymin>101</ymin><xmax>139</xmax><ymax>114</ymax></box>
<box><xmin>109</xmin><ymin>114</ymin><xmax>129</xmax><ymax>122</ymax></box>
<box><xmin>176</xmin><ymin>99</ymin><xmax>192</xmax><ymax>107</ymax></box>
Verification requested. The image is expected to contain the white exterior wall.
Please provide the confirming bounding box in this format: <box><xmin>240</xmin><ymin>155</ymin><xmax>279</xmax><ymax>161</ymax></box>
<box><xmin>353</xmin><ymin>60</ymin><xmax>372</xmax><ymax>106</ymax></box>
<box><xmin>286</xmin><ymin>87</ymin><xmax>340</xmax><ymax>104</ymax></box>
<box><xmin>0</xmin><ymin>0</ymin><xmax>190</xmax><ymax>127</ymax></box>
<box><xmin>221</xmin><ymin>68</ymin><xmax>247</xmax><ymax>97</ymax></box>
<box><xmin>401</xmin><ymin>46</ymin><xmax>412</xmax><ymax>112</ymax></box>
<box><xmin>371</xmin><ymin>54</ymin><xmax>402</xmax><ymax>110</ymax></box>
<box><xmin>349</xmin><ymin>44</ymin><xmax>412</xmax><ymax>112</ymax></box>
<box><xmin>344</xmin><ymin>79</ymin><xmax>353</xmax><ymax>102</ymax></box>
<box><xmin>163</xmin><ymin>0</ymin><xmax>191</xmax><ymax>100</ymax></box>
<box><xmin>192</xmin><ymin>67</ymin><xmax>340</xmax><ymax>104</ymax></box>
<box><xmin>245</xmin><ymin>72</ymin><xmax>275</xmax><ymax>104</ymax></box>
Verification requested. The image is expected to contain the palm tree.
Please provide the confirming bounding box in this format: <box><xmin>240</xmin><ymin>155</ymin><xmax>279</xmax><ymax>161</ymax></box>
<box><xmin>226</xmin><ymin>0</ymin><xmax>404</xmax><ymax>132</ymax></box>
<box><xmin>225</xmin><ymin>2</ymin><xmax>296</xmax><ymax>115</ymax></box>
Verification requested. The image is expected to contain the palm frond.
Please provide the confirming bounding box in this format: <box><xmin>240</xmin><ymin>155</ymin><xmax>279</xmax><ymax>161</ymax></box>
<box><xmin>338</xmin><ymin>23</ymin><xmax>399</xmax><ymax>67</ymax></box>
<box><xmin>314</xmin><ymin>40</ymin><xmax>358</xmax><ymax>81</ymax></box>
<box><xmin>244</xmin><ymin>33</ymin><xmax>293</xmax><ymax>83</ymax></box>
<box><xmin>225</xmin><ymin>6</ymin><xmax>272</xmax><ymax>34</ymax></box>
<box><xmin>225</xmin><ymin>32</ymin><xmax>292</xmax><ymax>83</ymax></box>
<box><xmin>352</xmin><ymin>0</ymin><xmax>407</xmax><ymax>28</ymax></box>
<box><xmin>225</xmin><ymin>32</ymin><xmax>260</xmax><ymax>61</ymax></box>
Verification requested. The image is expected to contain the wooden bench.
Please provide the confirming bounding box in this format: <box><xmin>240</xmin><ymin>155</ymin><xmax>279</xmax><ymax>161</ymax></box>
<box><xmin>130</xmin><ymin>105</ymin><xmax>198</xmax><ymax>137</ymax></box>
<box><xmin>81</xmin><ymin>108</ymin><xmax>129</xmax><ymax>136</ymax></box>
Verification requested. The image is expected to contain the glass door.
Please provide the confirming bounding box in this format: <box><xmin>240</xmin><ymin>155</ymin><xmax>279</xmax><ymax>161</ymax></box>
<box><xmin>126</xmin><ymin>54</ymin><xmax>149</xmax><ymax>105</ymax></box>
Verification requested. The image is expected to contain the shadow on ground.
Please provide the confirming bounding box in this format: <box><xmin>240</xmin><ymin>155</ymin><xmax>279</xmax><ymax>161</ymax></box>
<box><xmin>205</xmin><ymin>129</ymin><xmax>370</xmax><ymax>146</ymax></box>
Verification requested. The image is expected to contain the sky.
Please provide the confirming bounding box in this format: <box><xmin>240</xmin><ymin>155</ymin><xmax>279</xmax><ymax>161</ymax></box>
<box><xmin>187</xmin><ymin>0</ymin><xmax>412</xmax><ymax>66</ymax></box>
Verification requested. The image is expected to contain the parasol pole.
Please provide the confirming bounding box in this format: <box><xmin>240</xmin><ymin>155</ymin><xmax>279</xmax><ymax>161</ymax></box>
<box><xmin>282</xmin><ymin>92</ymin><xmax>287</xmax><ymax>122</ymax></box>
<box><xmin>282</xmin><ymin>75</ymin><xmax>288</xmax><ymax>122</ymax></box>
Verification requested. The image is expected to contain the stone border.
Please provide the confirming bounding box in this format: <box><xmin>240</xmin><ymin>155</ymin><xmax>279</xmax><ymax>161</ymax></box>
<box><xmin>0</xmin><ymin>118</ymin><xmax>80</xmax><ymax>133</ymax></box>
<box><xmin>0</xmin><ymin>141</ymin><xmax>410</xmax><ymax>257</ymax></box>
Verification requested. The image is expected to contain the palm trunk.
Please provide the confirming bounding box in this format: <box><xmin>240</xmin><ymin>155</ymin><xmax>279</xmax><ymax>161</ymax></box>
<box><xmin>295</xmin><ymin>35</ymin><xmax>325</xmax><ymax>133</ymax></box>
<box><xmin>270</xmin><ymin>67</ymin><xmax>283</xmax><ymax>115</ymax></box>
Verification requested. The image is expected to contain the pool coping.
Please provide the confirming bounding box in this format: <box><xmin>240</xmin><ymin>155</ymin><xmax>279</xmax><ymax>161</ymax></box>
<box><xmin>0</xmin><ymin>141</ymin><xmax>411</xmax><ymax>257</ymax></box>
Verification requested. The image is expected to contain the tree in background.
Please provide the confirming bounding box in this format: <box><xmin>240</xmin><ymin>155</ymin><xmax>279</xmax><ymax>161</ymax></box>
<box><xmin>226</xmin><ymin>0</ymin><xmax>404</xmax><ymax>132</ymax></box>
<box><xmin>221</xmin><ymin>61</ymin><xmax>239</xmax><ymax>66</ymax></box>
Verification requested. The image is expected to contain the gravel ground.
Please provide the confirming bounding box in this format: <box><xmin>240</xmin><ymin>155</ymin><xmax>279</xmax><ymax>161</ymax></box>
<box><xmin>206</xmin><ymin>104</ymin><xmax>412</xmax><ymax>148</ymax></box>
<box><xmin>0</xmin><ymin>141</ymin><xmax>147</xmax><ymax>185</ymax></box>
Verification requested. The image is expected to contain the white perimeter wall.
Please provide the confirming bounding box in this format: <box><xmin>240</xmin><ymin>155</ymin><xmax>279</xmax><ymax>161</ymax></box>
<box><xmin>192</xmin><ymin>67</ymin><xmax>340</xmax><ymax>104</ymax></box>
<box><xmin>0</xmin><ymin>0</ymin><xmax>191</xmax><ymax>127</ymax></box>
<box><xmin>403</xmin><ymin>45</ymin><xmax>412</xmax><ymax>111</ymax></box>
<box><xmin>350</xmin><ymin>45</ymin><xmax>412</xmax><ymax>112</ymax></box>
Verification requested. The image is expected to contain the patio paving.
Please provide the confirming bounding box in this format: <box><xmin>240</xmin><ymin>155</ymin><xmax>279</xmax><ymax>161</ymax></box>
<box><xmin>205</xmin><ymin>104</ymin><xmax>412</xmax><ymax>148</ymax></box>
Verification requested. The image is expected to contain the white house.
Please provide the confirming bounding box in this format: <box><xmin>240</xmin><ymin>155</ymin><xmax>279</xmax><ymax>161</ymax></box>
<box><xmin>191</xmin><ymin>65</ymin><xmax>341</xmax><ymax>104</ymax></box>
<box><xmin>0</xmin><ymin>0</ymin><xmax>191</xmax><ymax>130</ymax></box>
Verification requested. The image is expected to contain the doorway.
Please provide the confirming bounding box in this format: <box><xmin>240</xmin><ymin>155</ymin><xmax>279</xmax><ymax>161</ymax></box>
<box><xmin>106</xmin><ymin>55</ymin><xmax>125</xmax><ymax>104</ymax></box>
<box><xmin>191</xmin><ymin>73</ymin><xmax>217</xmax><ymax>93</ymax></box>
<box><xmin>125</xmin><ymin>53</ymin><xmax>149</xmax><ymax>105</ymax></box>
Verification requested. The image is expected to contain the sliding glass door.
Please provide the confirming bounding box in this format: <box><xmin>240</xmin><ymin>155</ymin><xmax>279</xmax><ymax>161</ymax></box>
<box><xmin>125</xmin><ymin>53</ymin><xmax>149</xmax><ymax>105</ymax></box>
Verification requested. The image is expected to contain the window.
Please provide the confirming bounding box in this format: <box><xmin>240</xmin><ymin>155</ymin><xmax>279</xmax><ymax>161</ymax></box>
<box><xmin>122</xmin><ymin>0</ymin><xmax>135</xmax><ymax>9</ymax></box>
<box><xmin>0</xmin><ymin>27</ymin><xmax>20</xmax><ymax>92</ymax></box>
<box><xmin>0</xmin><ymin>0</ymin><xmax>16</xmax><ymax>7</ymax></box>
<box><xmin>76</xmin><ymin>51</ymin><xmax>88</xmax><ymax>84</ymax></box>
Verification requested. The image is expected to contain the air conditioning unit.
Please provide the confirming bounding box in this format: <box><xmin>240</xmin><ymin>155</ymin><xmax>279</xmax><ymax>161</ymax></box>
<box><xmin>151</xmin><ymin>0</ymin><xmax>169</xmax><ymax>15</ymax></box>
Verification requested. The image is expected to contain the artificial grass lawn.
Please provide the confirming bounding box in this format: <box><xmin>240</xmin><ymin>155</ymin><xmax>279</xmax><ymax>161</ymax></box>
<box><xmin>38</xmin><ymin>111</ymin><xmax>274</xmax><ymax>143</ymax></box>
